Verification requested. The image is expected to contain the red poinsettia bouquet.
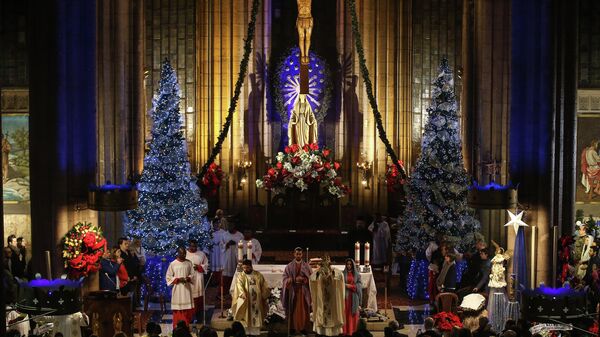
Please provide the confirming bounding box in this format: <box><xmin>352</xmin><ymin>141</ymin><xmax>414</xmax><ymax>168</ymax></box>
<box><xmin>256</xmin><ymin>143</ymin><xmax>350</xmax><ymax>198</ymax></box>
<box><xmin>432</xmin><ymin>312</ymin><xmax>462</xmax><ymax>332</ymax></box>
<box><xmin>385</xmin><ymin>160</ymin><xmax>407</xmax><ymax>192</ymax></box>
<box><xmin>201</xmin><ymin>162</ymin><xmax>224</xmax><ymax>196</ymax></box>
<box><xmin>589</xmin><ymin>320</ymin><xmax>599</xmax><ymax>335</ymax></box>
<box><xmin>62</xmin><ymin>222</ymin><xmax>107</xmax><ymax>279</ymax></box>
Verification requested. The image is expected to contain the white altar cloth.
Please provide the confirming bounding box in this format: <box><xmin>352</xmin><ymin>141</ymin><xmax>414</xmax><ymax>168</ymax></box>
<box><xmin>229</xmin><ymin>264</ymin><xmax>377</xmax><ymax>310</ymax></box>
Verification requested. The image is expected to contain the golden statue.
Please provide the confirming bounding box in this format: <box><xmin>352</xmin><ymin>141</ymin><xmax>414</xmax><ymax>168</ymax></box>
<box><xmin>288</xmin><ymin>94</ymin><xmax>318</xmax><ymax>147</ymax></box>
<box><xmin>296</xmin><ymin>0</ymin><xmax>313</xmax><ymax>64</ymax></box>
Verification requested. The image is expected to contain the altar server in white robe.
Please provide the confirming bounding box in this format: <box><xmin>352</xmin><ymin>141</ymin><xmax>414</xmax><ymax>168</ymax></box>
<box><xmin>221</xmin><ymin>221</ymin><xmax>244</xmax><ymax>290</ymax></box>
<box><xmin>166</xmin><ymin>246</ymin><xmax>196</xmax><ymax>328</ymax></box>
<box><xmin>242</xmin><ymin>229</ymin><xmax>262</xmax><ymax>264</ymax></box>
<box><xmin>211</xmin><ymin>210</ymin><xmax>226</xmax><ymax>272</ymax></box>
<box><xmin>368</xmin><ymin>213</ymin><xmax>391</xmax><ymax>266</ymax></box>
<box><xmin>186</xmin><ymin>239</ymin><xmax>209</xmax><ymax>319</ymax></box>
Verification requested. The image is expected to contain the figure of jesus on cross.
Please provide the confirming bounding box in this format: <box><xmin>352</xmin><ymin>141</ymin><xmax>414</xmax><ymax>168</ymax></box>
<box><xmin>296</xmin><ymin>0</ymin><xmax>312</xmax><ymax>65</ymax></box>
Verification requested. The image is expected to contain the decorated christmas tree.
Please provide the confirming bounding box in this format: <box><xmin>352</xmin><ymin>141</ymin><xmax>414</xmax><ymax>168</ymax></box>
<box><xmin>397</xmin><ymin>59</ymin><xmax>479</xmax><ymax>252</ymax></box>
<box><xmin>126</xmin><ymin>60</ymin><xmax>211</xmax><ymax>255</ymax></box>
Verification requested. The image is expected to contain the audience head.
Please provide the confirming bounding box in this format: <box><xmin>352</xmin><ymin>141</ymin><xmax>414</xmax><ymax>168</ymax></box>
<box><xmin>117</xmin><ymin>237</ymin><xmax>130</xmax><ymax>250</ymax></box>
<box><xmin>215</xmin><ymin>209</ymin><xmax>224</xmax><ymax>219</ymax></box>
<box><xmin>478</xmin><ymin>316</ymin><xmax>489</xmax><ymax>330</ymax></box>
<box><xmin>7</xmin><ymin>234</ymin><xmax>16</xmax><ymax>247</ymax></box>
<box><xmin>424</xmin><ymin>317</ymin><xmax>435</xmax><ymax>330</ymax></box>
<box><xmin>146</xmin><ymin>321</ymin><xmax>162</xmax><ymax>336</ymax></box>
<box><xmin>294</xmin><ymin>247</ymin><xmax>303</xmax><ymax>261</ymax></box>
<box><xmin>388</xmin><ymin>320</ymin><xmax>400</xmax><ymax>330</ymax></box>
<box><xmin>445</xmin><ymin>253</ymin><xmax>457</xmax><ymax>263</ymax></box>
<box><xmin>176</xmin><ymin>319</ymin><xmax>188</xmax><ymax>329</ymax></box>
<box><xmin>242</xmin><ymin>259</ymin><xmax>253</xmax><ymax>274</ymax></box>
<box><xmin>501</xmin><ymin>330</ymin><xmax>517</xmax><ymax>337</ymax></box>
<box><xmin>384</xmin><ymin>327</ymin><xmax>394</xmax><ymax>337</ymax></box>
<box><xmin>17</xmin><ymin>237</ymin><xmax>26</xmax><ymax>249</ymax></box>
<box><xmin>475</xmin><ymin>239</ymin><xmax>487</xmax><ymax>251</ymax></box>
<box><xmin>6</xmin><ymin>330</ymin><xmax>21</xmax><ymax>337</ymax></box>
<box><xmin>3</xmin><ymin>246</ymin><xmax>12</xmax><ymax>265</ymax></box>
<box><xmin>454</xmin><ymin>327</ymin><xmax>472</xmax><ymax>337</ymax></box>
<box><xmin>357</xmin><ymin>318</ymin><xmax>368</xmax><ymax>331</ymax></box>
<box><xmin>504</xmin><ymin>320</ymin><xmax>516</xmax><ymax>331</ymax></box>
<box><xmin>479</xmin><ymin>248</ymin><xmax>490</xmax><ymax>260</ymax></box>
<box><xmin>113</xmin><ymin>333</ymin><xmax>127</xmax><ymax>337</ymax></box>
<box><xmin>111</xmin><ymin>247</ymin><xmax>123</xmax><ymax>263</ymax></box>
<box><xmin>232</xmin><ymin>321</ymin><xmax>245</xmax><ymax>334</ymax></box>
<box><xmin>223</xmin><ymin>328</ymin><xmax>234</xmax><ymax>337</ymax></box>
<box><xmin>54</xmin><ymin>333</ymin><xmax>65</xmax><ymax>337</ymax></box>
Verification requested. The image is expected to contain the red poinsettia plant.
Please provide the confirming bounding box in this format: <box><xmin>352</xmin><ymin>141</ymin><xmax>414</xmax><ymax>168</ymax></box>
<box><xmin>385</xmin><ymin>160</ymin><xmax>407</xmax><ymax>192</ymax></box>
<box><xmin>256</xmin><ymin>143</ymin><xmax>350</xmax><ymax>198</ymax></box>
<box><xmin>432</xmin><ymin>312</ymin><xmax>462</xmax><ymax>332</ymax></box>
<box><xmin>62</xmin><ymin>222</ymin><xmax>107</xmax><ymax>279</ymax></box>
<box><xmin>589</xmin><ymin>320</ymin><xmax>599</xmax><ymax>335</ymax></box>
<box><xmin>201</xmin><ymin>162</ymin><xmax>224</xmax><ymax>196</ymax></box>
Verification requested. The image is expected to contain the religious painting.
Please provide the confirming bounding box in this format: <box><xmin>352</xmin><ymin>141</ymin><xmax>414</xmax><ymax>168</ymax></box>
<box><xmin>576</xmin><ymin>113</ymin><xmax>600</xmax><ymax>204</ymax></box>
<box><xmin>1</xmin><ymin>88</ymin><xmax>31</xmax><ymax>246</ymax></box>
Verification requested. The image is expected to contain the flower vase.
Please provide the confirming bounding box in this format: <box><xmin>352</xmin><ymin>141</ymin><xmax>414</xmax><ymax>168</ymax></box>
<box><xmin>82</xmin><ymin>271</ymin><xmax>100</xmax><ymax>296</ymax></box>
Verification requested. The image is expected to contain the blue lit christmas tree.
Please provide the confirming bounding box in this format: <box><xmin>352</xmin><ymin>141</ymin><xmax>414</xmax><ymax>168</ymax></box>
<box><xmin>397</xmin><ymin>58</ymin><xmax>480</xmax><ymax>253</ymax></box>
<box><xmin>126</xmin><ymin>60</ymin><xmax>211</xmax><ymax>256</ymax></box>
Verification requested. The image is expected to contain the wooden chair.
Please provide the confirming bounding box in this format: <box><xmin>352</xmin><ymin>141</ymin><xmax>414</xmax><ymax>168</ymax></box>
<box><xmin>435</xmin><ymin>292</ymin><xmax>459</xmax><ymax>314</ymax></box>
<box><xmin>143</xmin><ymin>275</ymin><xmax>166</xmax><ymax>313</ymax></box>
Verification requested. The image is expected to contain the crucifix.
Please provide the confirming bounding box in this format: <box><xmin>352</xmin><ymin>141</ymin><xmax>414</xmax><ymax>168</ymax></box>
<box><xmin>288</xmin><ymin>0</ymin><xmax>318</xmax><ymax>146</ymax></box>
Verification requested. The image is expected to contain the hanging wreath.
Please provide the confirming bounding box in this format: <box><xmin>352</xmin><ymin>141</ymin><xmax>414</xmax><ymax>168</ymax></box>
<box><xmin>385</xmin><ymin>160</ymin><xmax>407</xmax><ymax>192</ymax></box>
<box><xmin>271</xmin><ymin>47</ymin><xmax>332</xmax><ymax>125</ymax></box>
<box><xmin>61</xmin><ymin>222</ymin><xmax>107</xmax><ymax>279</ymax></box>
<box><xmin>201</xmin><ymin>162</ymin><xmax>224</xmax><ymax>197</ymax></box>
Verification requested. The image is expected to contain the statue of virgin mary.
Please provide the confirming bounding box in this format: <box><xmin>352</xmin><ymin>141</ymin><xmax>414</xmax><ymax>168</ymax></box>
<box><xmin>288</xmin><ymin>94</ymin><xmax>318</xmax><ymax>147</ymax></box>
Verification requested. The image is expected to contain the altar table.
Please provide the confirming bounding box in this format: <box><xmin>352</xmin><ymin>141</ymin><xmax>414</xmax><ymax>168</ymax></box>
<box><xmin>229</xmin><ymin>264</ymin><xmax>378</xmax><ymax>310</ymax></box>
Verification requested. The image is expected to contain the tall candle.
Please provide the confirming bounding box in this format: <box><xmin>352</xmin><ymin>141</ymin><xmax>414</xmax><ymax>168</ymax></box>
<box><xmin>355</xmin><ymin>242</ymin><xmax>361</xmax><ymax>265</ymax></box>
<box><xmin>238</xmin><ymin>240</ymin><xmax>244</xmax><ymax>263</ymax></box>
<box><xmin>364</xmin><ymin>242</ymin><xmax>370</xmax><ymax>266</ymax></box>
<box><xmin>45</xmin><ymin>250</ymin><xmax>52</xmax><ymax>279</ymax></box>
<box><xmin>247</xmin><ymin>241</ymin><xmax>253</xmax><ymax>260</ymax></box>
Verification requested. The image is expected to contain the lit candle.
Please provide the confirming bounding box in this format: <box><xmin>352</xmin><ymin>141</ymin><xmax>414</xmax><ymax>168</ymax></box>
<box><xmin>355</xmin><ymin>242</ymin><xmax>361</xmax><ymax>266</ymax></box>
<box><xmin>247</xmin><ymin>241</ymin><xmax>253</xmax><ymax>260</ymax></box>
<box><xmin>364</xmin><ymin>242</ymin><xmax>370</xmax><ymax>266</ymax></box>
<box><xmin>238</xmin><ymin>240</ymin><xmax>244</xmax><ymax>263</ymax></box>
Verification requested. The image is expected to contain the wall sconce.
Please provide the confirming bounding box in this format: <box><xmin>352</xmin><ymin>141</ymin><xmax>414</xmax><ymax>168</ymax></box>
<box><xmin>237</xmin><ymin>159</ymin><xmax>252</xmax><ymax>190</ymax></box>
<box><xmin>356</xmin><ymin>160</ymin><xmax>372</xmax><ymax>190</ymax></box>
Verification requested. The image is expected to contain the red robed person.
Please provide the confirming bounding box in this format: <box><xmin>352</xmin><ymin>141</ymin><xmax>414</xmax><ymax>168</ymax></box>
<box><xmin>282</xmin><ymin>247</ymin><xmax>312</xmax><ymax>335</ymax></box>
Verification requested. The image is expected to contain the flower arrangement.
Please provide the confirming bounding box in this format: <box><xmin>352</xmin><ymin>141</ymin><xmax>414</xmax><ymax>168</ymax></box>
<box><xmin>61</xmin><ymin>222</ymin><xmax>107</xmax><ymax>279</ymax></box>
<box><xmin>589</xmin><ymin>320</ymin><xmax>598</xmax><ymax>335</ymax></box>
<box><xmin>264</xmin><ymin>287</ymin><xmax>285</xmax><ymax>324</ymax></box>
<box><xmin>256</xmin><ymin>143</ymin><xmax>350</xmax><ymax>198</ymax></box>
<box><xmin>201</xmin><ymin>162</ymin><xmax>224</xmax><ymax>197</ymax></box>
<box><xmin>385</xmin><ymin>160</ymin><xmax>407</xmax><ymax>192</ymax></box>
<box><xmin>432</xmin><ymin>312</ymin><xmax>462</xmax><ymax>332</ymax></box>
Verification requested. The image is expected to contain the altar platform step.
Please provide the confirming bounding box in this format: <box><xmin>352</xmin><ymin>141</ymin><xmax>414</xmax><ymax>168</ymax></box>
<box><xmin>209</xmin><ymin>309</ymin><xmax>398</xmax><ymax>332</ymax></box>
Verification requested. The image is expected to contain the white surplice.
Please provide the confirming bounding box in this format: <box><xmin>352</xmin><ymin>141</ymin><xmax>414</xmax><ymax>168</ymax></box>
<box><xmin>186</xmin><ymin>250</ymin><xmax>209</xmax><ymax>298</ymax></box>
<box><xmin>221</xmin><ymin>230</ymin><xmax>244</xmax><ymax>277</ymax></box>
<box><xmin>166</xmin><ymin>259</ymin><xmax>196</xmax><ymax>310</ymax></box>
<box><xmin>211</xmin><ymin>228</ymin><xmax>226</xmax><ymax>271</ymax></box>
<box><xmin>242</xmin><ymin>238</ymin><xmax>262</xmax><ymax>264</ymax></box>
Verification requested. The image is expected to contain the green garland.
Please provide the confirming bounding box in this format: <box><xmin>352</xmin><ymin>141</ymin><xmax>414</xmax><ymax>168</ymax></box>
<box><xmin>348</xmin><ymin>0</ymin><xmax>407</xmax><ymax>179</ymax></box>
<box><xmin>199</xmin><ymin>0</ymin><xmax>260</xmax><ymax>180</ymax></box>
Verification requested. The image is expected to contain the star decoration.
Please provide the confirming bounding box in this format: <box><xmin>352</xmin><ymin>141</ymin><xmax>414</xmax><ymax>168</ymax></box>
<box><xmin>537</xmin><ymin>306</ymin><xmax>543</xmax><ymax>312</ymax></box>
<box><xmin>33</xmin><ymin>298</ymin><xmax>38</xmax><ymax>305</ymax></box>
<box><xmin>563</xmin><ymin>307</ymin><xmax>569</xmax><ymax>313</ymax></box>
<box><xmin>505</xmin><ymin>210</ymin><xmax>529</xmax><ymax>235</ymax></box>
<box><xmin>58</xmin><ymin>298</ymin><xmax>64</xmax><ymax>305</ymax></box>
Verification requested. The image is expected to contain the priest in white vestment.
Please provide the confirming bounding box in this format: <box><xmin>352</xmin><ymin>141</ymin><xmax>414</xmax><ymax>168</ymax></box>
<box><xmin>186</xmin><ymin>239</ymin><xmax>209</xmax><ymax>320</ymax></box>
<box><xmin>232</xmin><ymin>259</ymin><xmax>270</xmax><ymax>336</ymax></box>
<box><xmin>242</xmin><ymin>229</ymin><xmax>262</xmax><ymax>264</ymax></box>
<box><xmin>166</xmin><ymin>246</ymin><xmax>196</xmax><ymax>328</ymax></box>
<box><xmin>309</xmin><ymin>257</ymin><xmax>345</xmax><ymax>336</ymax></box>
